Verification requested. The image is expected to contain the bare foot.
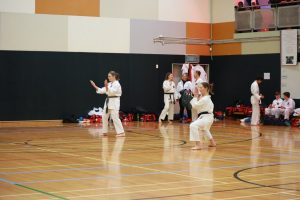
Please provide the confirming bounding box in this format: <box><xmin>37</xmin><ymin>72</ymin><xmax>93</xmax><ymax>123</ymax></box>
<box><xmin>208</xmin><ymin>139</ymin><xmax>216</xmax><ymax>147</ymax></box>
<box><xmin>191</xmin><ymin>146</ymin><xmax>202</xmax><ymax>150</ymax></box>
<box><xmin>101</xmin><ymin>134</ymin><xmax>108</xmax><ymax>137</ymax></box>
<box><xmin>116</xmin><ymin>133</ymin><xmax>126</xmax><ymax>137</ymax></box>
<box><xmin>168</xmin><ymin>120</ymin><xmax>173</xmax><ymax>124</ymax></box>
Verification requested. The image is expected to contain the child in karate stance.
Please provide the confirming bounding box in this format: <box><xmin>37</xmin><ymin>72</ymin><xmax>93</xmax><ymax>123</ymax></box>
<box><xmin>190</xmin><ymin>82</ymin><xmax>216</xmax><ymax>150</ymax></box>
<box><xmin>159</xmin><ymin>72</ymin><xmax>176</xmax><ymax>123</ymax></box>
<box><xmin>90</xmin><ymin>71</ymin><xmax>125</xmax><ymax>137</ymax></box>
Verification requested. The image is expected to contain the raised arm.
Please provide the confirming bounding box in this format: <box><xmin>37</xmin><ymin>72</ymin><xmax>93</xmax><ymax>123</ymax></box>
<box><xmin>90</xmin><ymin>80</ymin><xmax>99</xmax><ymax>91</ymax></box>
<box><xmin>90</xmin><ymin>80</ymin><xmax>106</xmax><ymax>94</ymax></box>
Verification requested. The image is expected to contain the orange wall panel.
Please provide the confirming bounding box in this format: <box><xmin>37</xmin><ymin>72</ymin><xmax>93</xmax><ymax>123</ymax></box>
<box><xmin>212</xmin><ymin>22</ymin><xmax>235</xmax><ymax>40</ymax></box>
<box><xmin>186</xmin><ymin>22</ymin><xmax>210</xmax><ymax>55</ymax></box>
<box><xmin>35</xmin><ymin>0</ymin><xmax>100</xmax><ymax>17</ymax></box>
<box><xmin>212</xmin><ymin>43</ymin><xmax>241</xmax><ymax>56</ymax></box>
<box><xmin>212</xmin><ymin>22</ymin><xmax>241</xmax><ymax>55</ymax></box>
<box><xmin>186</xmin><ymin>22</ymin><xmax>210</xmax><ymax>39</ymax></box>
<box><xmin>186</xmin><ymin>45</ymin><xmax>210</xmax><ymax>56</ymax></box>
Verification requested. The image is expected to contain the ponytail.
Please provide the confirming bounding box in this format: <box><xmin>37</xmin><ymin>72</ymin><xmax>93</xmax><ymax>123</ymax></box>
<box><xmin>200</xmin><ymin>82</ymin><xmax>214</xmax><ymax>95</ymax></box>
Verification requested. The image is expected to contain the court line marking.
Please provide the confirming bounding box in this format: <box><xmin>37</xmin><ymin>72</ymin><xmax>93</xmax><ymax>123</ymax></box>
<box><xmin>0</xmin><ymin>177</ymin><xmax>67</xmax><ymax>200</ymax></box>
<box><xmin>6</xmin><ymin>126</ymin><xmax>299</xmax><ymax>155</ymax></box>
<box><xmin>0</xmin><ymin>124</ymin><xmax>262</xmax><ymax>154</ymax></box>
<box><xmin>2</xmin><ymin>167</ymin><xmax>300</xmax><ymax>198</ymax></box>
<box><xmin>34</xmin><ymin>174</ymin><xmax>300</xmax><ymax>199</ymax></box>
<box><xmin>9</xmin><ymin>172</ymin><xmax>300</xmax><ymax>198</ymax></box>
<box><xmin>0</xmin><ymin>162</ymin><xmax>100</xmax><ymax>170</ymax></box>
<box><xmin>217</xmin><ymin>191</ymin><xmax>294</xmax><ymax>200</ymax></box>
<box><xmin>23</xmin><ymin>146</ymin><xmax>228</xmax><ymax>184</ymax></box>
<box><xmin>116</xmin><ymin>181</ymin><xmax>300</xmax><ymax>200</ymax></box>
<box><xmin>0</xmin><ymin>152</ymin><xmax>290</xmax><ymax>175</ymax></box>
<box><xmin>12</xmin><ymin>164</ymin><xmax>300</xmax><ymax>185</ymax></box>
<box><xmin>39</xmin><ymin>178</ymin><xmax>300</xmax><ymax>200</ymax></box>
<box><xmin>219</xmin><ymin>143</ymin><xmax>300</xmax><ymax>153</ymax></box>
<box><xmin>234</xmin><ymin>163</ymin><xmax>300</xmax><ymax>193</ymax></box>
<box><xmin>3</xmin><ymin>125</ymin><xmax>299</xmax><ymax>156</ymax></box>
<box><xmin>38</xmin><ymin>184</ymin><xmax>276</xmax><ymax>199</ymax></box>
<box><xmin>0</xmin><ymin>124</ymin><xmax>297</xmax><ymax>199</ymax></box>
<box><xmin>15</xmin><ymin>184</ymin><xmax>68</xmax><ymax>200</ymax></box>
<box><xmin>2</xmin><ymin>138</ymin><xmax>296</xmax><ymax>170</ymax></box>
<box><xmin>8</xmin><ymin>160</ymin><xmax>300</xmax><ymax>185</ymax></box>
<box><xmin>217</xmin><ymin>169</ymin><xmax>300</xmax><ymax>180</ymax></box>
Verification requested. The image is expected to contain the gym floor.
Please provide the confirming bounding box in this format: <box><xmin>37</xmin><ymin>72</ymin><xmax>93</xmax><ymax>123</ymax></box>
<box><xmin>0</xmin><ymin>120</ymin><xmax>299</xmax><ymax>200</ymax></box>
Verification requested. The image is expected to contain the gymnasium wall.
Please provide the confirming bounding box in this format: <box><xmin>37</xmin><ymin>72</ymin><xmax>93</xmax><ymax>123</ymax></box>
<box><xmin>209</xmin><ymin>0</ymin><xmax>300</xmax><ymax>110</ymax></box>
<box><xmin>209</xmin><ymin>54</ymin><xmax>281</xmax><ymax>111</ymax></box>
<box><xmin>0</xmin><ymin>0</ymin><xmax>299</xmax><ymax>120</ymax></box>
<box><xmin>0</xmin><ymin>51</ymin><xmax>185</xmax><ymax>120</ymax></box>
<box><xmin>0</xmin><ymin>0</ymin><xmax>211</xmax><ymax>55</ymax></box>
<box><xmin>0</xmin><ymin>0</ymin><xmax>212</xmax><ymax>120</ymax></box>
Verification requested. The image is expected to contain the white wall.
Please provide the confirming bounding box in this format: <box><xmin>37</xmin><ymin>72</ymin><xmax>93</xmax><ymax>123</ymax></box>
<box><xmin>130</xmin><ymin>19</ymin><xmax>186</xmax><ymax>55</ymax></box>
<box><xmin>0</xmin><ymin>0</ymin><xmax>35</xmax><ymax>14</ymax></box>
<box><xmin>242</xmin><ymin>41</ymin><xmax>280</xmax><ymax>54</ymax></box>
<box><xmin>281</xmin><ymin>63</ymin><xmax>300</xmax><ymax>99</ymax></box>
<box><xmin>68</xmin><ymin>16</ymin><xmax>130</xmax><ymax>53</ymax></box>
<box><xmin>0</xmin><ymin>13</ymin><xmax>68</xmax><ymax>51</ymax></box>
<box><xmin>100</xmin><ymin>0</ymin><xmax>158</xmax><ymax>20</ymax></box>
<box><xmin>213</xmin><ymin>0</ymin><xmax>235</xmax><ymax>23</ymax></box>
<box><xmin>158</xmin><ymin>0</ymin><xmax>210</xmax><ymax>23</ymax></box>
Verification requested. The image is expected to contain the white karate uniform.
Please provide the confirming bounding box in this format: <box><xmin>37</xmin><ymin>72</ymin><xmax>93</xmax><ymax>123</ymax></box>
<box><xmin>190</xmin><ymin>95</ymin><xmax>214</xmax><ymax>142</ymax></box>
<box><xmin>265</xmin><ymin>98</ymin><xmax>283</xmax><ymax>118</ymax></box>
<box><xmin>159</xmin><ymin>80</ymin><xmax>176</xmax><ymax>121</ymax></box>
<box><xmin>191</xmin><ymin>78</ymin><xmax>204</xmax><ymax>121</ymax></box>
<box><xmin>191</xmin><ymin>65</ymin><xmax>208</xmax><ymax>83</ymax></box>
<box><xmin>250</xmin><ymin>81</ymin><xmax>261</xmax><ymax>125</ymax></box>
<box><xmin>279</xmin><ymin>98</ymin><xmax>295</xmax><ymax>120</ymax></box>
<box><xmin>181</xmin><ymin>64</ymin><xmax>189</xmax><ymax>74</ymax></box>
<box><xmin>175</xmin><ymin>80</ymin><xmax>191</xmax><ymax>100</ymax></box>
<box><xmin>176</xmin><ymin>80</ymin><xmax>192</xmax><ymax>95</ymax></box>
<box><xmin>97</xmin><ymin>81</ymin><xmax>124</xmax><ymax>134</ymax></box>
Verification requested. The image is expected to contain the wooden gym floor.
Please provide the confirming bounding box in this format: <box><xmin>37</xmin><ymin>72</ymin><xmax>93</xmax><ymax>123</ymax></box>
<box><xmin>0</xmin><ymin>120</ymin><xmax>299</xmax><ymax>200</ymax></box>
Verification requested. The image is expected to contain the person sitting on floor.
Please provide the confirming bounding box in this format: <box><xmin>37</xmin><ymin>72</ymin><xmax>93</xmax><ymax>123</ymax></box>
<box><xmin>279</xmin><ymin>92</ymin><xmax>295</xmax><ymax>126</ymax></box>
<box><xmin>265</xmin><ymin>91</ymin><xmax>283</xmax><ymax>119</ymax></box>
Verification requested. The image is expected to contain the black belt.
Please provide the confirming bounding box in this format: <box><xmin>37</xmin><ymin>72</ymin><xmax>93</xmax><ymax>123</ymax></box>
<box><xmin>164</xmin><ymin>93</ymin><xmax>175</xmax><ymax>104</ymax></box>
<box><xmin>105</xmin><ymin>96</ymin><xmax>119</xmax><ymax>113</ymax></box>
<box><xmin>198</xmin><ymin>111</ymin><xmax>211</xmax><ymax>117</ymax></box>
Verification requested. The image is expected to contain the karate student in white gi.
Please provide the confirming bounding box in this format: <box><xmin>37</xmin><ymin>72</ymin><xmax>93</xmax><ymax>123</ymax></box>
<box><xmin>190</xmin><ymin>82</ymin><xmax>216</xmax><ymax>150</ymax></box>
<box><xmin>280</xmin><ymin>92</ymin><xmax>295</xmax><ymax>125</ymax></box>
<box><xmin>177</xmin><ymin>73</ymin><xmax>193</xmax><ymax>122</ymax></box>
<box><xmin>90</xmin><ymin>71</ymin><xmax>125</xmax><ymax>137</ymax></box>
<box><xmin>265</xmin><ymin>91</ymin><xmax>283</xmax><ymax>118</ymax></box>
<box><xmin>159</xmin><ymin>72</ymin><xmax>176</xmax><ymax>123</ymax></box>
<box><xmin>250</xmin><ymin>77</ymin><xmax>264</xmax><ymax>126</ymax></box>
<box><xmin>193</xmin><ymin>64</ymin><xmax>207</xmax><ymax>82</ymax></box>
<box><xmin>191</xmin><ymin>71</ymin><xmax>204</xmax><ymax>121</ymax></box>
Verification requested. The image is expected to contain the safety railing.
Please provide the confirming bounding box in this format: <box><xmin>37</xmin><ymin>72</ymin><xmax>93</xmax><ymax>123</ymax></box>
<box><xmin>235</xmin><ymin>3</ymin><xmax>300</xmax><ymax>32</ymax></box>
